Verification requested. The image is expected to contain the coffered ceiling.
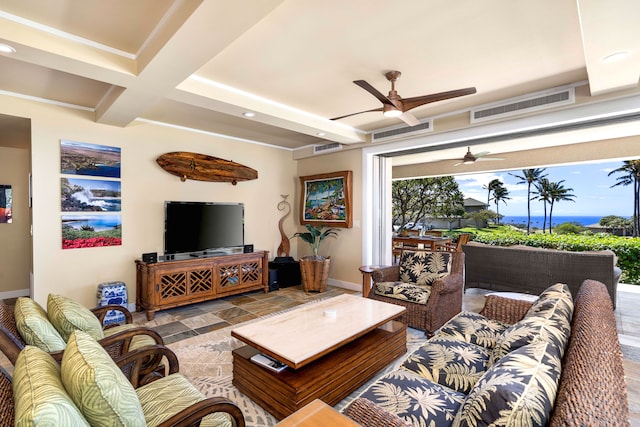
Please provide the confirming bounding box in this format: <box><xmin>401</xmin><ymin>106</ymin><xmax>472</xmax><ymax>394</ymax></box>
<box><xmin>0</xmin><ymin>0</ymin><xmax>638</xmax><ymax>157</ymax></box>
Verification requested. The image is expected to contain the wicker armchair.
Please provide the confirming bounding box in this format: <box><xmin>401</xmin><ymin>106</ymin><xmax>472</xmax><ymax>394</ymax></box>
<box><xmin>0</xmin><ymin>299</ymin><xmax>163</xmax><ymax>365</ymax></box>
<box><xmin>367</xmin><ymin>250</ymin><xmax>464</xmax><ymax>336</ymax></box>
<box><xmin>4</xmin><ymin>339</ymin><xmax>245</xmax><ymax>427</ymax></box>
<box><xmin>0</xmin><ymin>366</ymin><xmax>13</xmax><ymax>427</ymax></box>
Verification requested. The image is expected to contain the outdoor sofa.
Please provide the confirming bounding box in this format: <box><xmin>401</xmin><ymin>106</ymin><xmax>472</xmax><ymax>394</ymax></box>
<box><xmin>463</xmin><ymin>241</ymin><xmax>621</xmax><ymax>307</ymax></box>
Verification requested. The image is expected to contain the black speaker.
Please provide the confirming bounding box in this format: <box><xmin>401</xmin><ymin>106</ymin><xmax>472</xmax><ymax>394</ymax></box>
<box><xmin>142</xmin><ymin>252</ymin><xmax>157</xmax><ymax>263</ymax></box>
<box><xmin>268</xmin><ymin>269</ymin><xmax>279</xmax><ymax>291</ymax></box>
<box><xmin>243</xmin><ymin>244</ymin><xmax>254</xmax><ymax>253</ymax></box>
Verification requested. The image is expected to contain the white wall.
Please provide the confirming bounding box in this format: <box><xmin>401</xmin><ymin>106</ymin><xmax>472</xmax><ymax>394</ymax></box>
<box><xmin>296</xmin><ymin>149</ymin><xmax>363</xmax><ymax>289</ymax></box>
<box><xmin>0</xmin><ymin>94</ymin><xmax>299</xmax><ymax>308</ymax></box>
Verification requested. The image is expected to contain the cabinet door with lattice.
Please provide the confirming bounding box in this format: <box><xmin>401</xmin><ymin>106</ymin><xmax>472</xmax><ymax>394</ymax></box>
<box><xmin>216</xmin><ymin>255</ymin><xmax>263</xmax><ymax>294</ymax></box>
<box><xmin>157</xmin><ymin>267</ymin><xmax>214</xmax><ymax>303</ymax></box>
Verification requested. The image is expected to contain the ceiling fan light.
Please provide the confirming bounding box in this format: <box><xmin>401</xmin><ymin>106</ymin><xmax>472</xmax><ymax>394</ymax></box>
<box><xmin>463</xmin><ymin>159</ymin><xmax>475</xmax><ymax>164</ymax></box>
<box><xmin>383</xmin><ymin>108</ymin><xmax>402</xmax><ymax>117</ymax></box>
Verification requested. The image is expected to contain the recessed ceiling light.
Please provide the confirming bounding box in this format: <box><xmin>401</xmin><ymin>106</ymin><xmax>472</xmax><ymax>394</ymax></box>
<box><xmin>603</xmin><ymin>51</ymin><xmax>629</xmax><ymax>63</ymax></box>
<box><xmin>242</xmin><ymin>112</ymin><xmax>255</xmax><ymax>118</ymax></box>
<box><xmin>0</xmin><ymin>44</ymin><xmax>16</xmax><ymax>54</ymax></box>
<box><xmin>317</xmin><ymin>132</ymin><xmax>326</xmax><ymax>137</ymax></box>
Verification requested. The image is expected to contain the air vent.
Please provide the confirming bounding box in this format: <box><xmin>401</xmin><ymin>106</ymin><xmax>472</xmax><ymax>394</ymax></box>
<box><xmin>313</xmin><ymin>142</ymin><xmax>343</xmax><ymax>154</ymax></box>
<box><xmin>371</xmin><ymin>119</ymin><xmax>433</xmax><ymax>143</ymax></box>
<box><xmin>471</xmin><ymin>86</ymin><xmax>575</xmax><ymax>124</ymax></box>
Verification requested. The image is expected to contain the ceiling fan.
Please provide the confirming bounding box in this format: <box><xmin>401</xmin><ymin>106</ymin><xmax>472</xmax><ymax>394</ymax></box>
<box><xmin>453</xmin><ymin>147</ymin><xmax>504</xmax><ymax>166</ymax></box>
<box><xmin>330</xmin><ymin>70</ymin><xmax>476</xmax><ymax>126</ymax></box>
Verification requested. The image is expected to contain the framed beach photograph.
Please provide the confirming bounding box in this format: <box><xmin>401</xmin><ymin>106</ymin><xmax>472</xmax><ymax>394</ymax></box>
<box><xmin>61</xmin><ymin>178</ymin><xmax>121</xmax><ymax>212</ymax></box>
<box><xmin>61</xmin><ymin>214</ymin><xmax>122</xmax><ymax>249</ymax></box>
<box><xmin>299</xmin><ymin>170</ymin><xmax>352</xmax><ymax>228</ymax></box>
<box><xmin>60</xmin><ymin>140</ymin><xmax>121</xmax><ymax>178</ymax></box>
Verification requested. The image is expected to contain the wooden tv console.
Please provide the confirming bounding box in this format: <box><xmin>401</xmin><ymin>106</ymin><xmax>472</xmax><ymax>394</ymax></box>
<box><xmin>135</xmin><ymin>251</ymin><xmax>269</xmax><ymax>320</ymax></box>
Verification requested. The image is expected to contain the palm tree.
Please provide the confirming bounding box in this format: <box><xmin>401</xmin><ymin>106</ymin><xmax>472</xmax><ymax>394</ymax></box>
<box><xmin>491</xmin><ymin>185</ymin><xmax>511</xmax><ymax>224</ymax></box>
<box><xmin>608</xmin><ymin>160</ymin><xmax>640</xmax><ymax>237</ymax></box>
<box><xmin>533</xmin><ymin>178</ymin><xmax>552</xmax><ymax>233</ymax></box>
<box><xmin>509</xmin><ymin>168</ymin><xmax>547</xmax><ymax>234</ymax></box>
<box><xmin>483</xmin><ymin>178</ymin><xmax>502</xmax><ymax>207</ymax></box>
<box><xmin>547</xmin><ymin>180</ymin><xmax>575</xmax><ymax>234</ymax></box>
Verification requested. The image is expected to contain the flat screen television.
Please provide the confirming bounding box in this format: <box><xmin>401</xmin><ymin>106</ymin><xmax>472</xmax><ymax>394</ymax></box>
<box><xmin>164</xmin><ymin>201</ymin><xmax>244</xmax><ymax>256</ymax></box>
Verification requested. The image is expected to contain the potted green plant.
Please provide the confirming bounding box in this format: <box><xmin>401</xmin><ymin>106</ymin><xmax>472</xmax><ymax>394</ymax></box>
<box><xmin>293</xmin><ymin>224</ymin><xmax>339</xmax><ymax>292</ymax></box>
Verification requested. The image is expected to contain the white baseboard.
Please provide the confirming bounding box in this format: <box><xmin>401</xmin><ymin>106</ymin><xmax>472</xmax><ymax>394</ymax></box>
<box><xmin>328</xmin><ymin>278</ymin><xmax>360</xmax><ymax>293</ymax></box>
<box><xmin>0</xmin><ymin>288</ymin><xmax>30</xmax><ymax>300</ymax></box>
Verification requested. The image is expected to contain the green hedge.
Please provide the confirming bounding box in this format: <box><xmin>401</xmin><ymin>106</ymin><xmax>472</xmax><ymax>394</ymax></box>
<box><xmin>446</xmin><ymin>228</ymin><xmax>640</xmax><ymax>285</ymax></box>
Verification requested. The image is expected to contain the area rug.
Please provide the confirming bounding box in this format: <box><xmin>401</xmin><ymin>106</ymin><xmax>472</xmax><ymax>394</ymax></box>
<box><xmin>167</xmin><ymin>302</ymin><xmax>427</xmax><ymax>426</ymax></box>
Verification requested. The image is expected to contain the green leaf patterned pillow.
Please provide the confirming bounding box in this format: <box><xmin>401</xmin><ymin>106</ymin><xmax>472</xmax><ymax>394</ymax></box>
<box><xmin>61</xmin><ymin>330</ymin><xmax>145</xmax><ymax>427</ymax></box>
<box><xmin>13</xmin><ymin>346</ymin><xmax>90</xmax><ymax>427</ymax></box>
<box><xmin>47</xmin><ymin>293</ymin><xmax>105</xmax><ymax>341</ymax></box>
<box><xmin>14</xmin><ymin>297</ymin><xmax>66</xmax><ymax>352</ymax></box>
<box><xmin>399</xmin><ymin>251</ymin><xmax>451</xmax><ymax>286</ymax></box>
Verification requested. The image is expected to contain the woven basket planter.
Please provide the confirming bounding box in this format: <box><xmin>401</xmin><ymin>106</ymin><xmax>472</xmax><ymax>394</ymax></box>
<box><xmin>299</xmin><ymin>257</ymin><xmax>330</xmax><ymax>292</ymax></box>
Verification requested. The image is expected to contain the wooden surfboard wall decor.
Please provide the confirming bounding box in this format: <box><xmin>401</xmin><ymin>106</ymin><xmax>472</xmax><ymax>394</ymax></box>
<box><xmin>156</xmin><ymin>151</ymin><xmax>258</xmax><ymax>185</ymax></box>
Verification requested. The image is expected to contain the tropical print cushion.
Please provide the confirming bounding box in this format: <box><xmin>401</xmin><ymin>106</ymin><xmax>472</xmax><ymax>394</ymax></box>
<box><xmin>14</xmin><ymin>297</ymin><xmax>66</xmax><ymax>352</ymax></box>
<box><xmin>401</xmin><ymin>336</ymin><xmax>491</xmax><ymax>394</ymax></box>
<box><xmin>453</xmin><ymin>340</ymin><xmax>562</xmax><ymax>427</ymax></box>
<box><xmin>61</xmin><ymin>330</ymin><xmax>145</xmax><ymax>427</ymax></box>
<box><xmin>399</xmin><ymin>250</ymin><xmax>451</xmax><ymax>286</ymax></box>
<box><xmin>13</xmin><ymin>346</ymin><xmax>90</xmax><ymax>427</ymax></box>
<box><xmin>136</xmin><ymin>373</ymin><xmax>232</xmax><ymax>427</ymax></box>
<box><xmin>357</xmin><ymin>370</ymin><xmax>466</xmax><ymax>427</ymax></box>
<box><xmin>374</xmin><ymin>282</ymin><xmax>432</xmax><ymax>304</ymax></box>
<box><xmin>492</xmin><ymin>298</ymin><xmax>572</xmax><ymax>364</ymax></box>
<box><xmin>48</xmin><ymin>293</ymin><xmax>105</xmax><ymax>342</ymax></box>
<box><xmin>526</xmin><ymin>283</ymin><xmax>574</xmax><ymax>319</ymax></box>
<box><xmin>437</xmin><ymin>311</ymin><xmax>509</xmax><ymax>349</ymax></box>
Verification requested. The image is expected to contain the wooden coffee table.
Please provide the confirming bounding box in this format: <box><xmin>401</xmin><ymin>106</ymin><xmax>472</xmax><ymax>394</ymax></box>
<box><xmin>231</xmin><ymin>294</ymin><xmax>406</xmax><ymax>419</ymax></box>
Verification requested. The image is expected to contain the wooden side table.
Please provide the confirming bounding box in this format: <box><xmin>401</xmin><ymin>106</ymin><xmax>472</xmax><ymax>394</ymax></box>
<box><xmin>359</xmin><ymin>265</ymin><xmax>387</xmax><ymax>298</ymax></box>
<box><xmin>275</xmin><ymin>399</ymin><xmax>359</xmax><ymax>426</ymax></box>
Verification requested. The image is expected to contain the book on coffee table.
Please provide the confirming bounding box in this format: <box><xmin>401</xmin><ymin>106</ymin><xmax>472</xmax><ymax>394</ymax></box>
<box><xmin>251</xmin><ymin>353</ymin><xmax>288</xmax><ymax>373</ymax></box>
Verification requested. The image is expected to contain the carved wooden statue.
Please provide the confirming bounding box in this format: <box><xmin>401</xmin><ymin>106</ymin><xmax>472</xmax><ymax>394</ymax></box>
<box><xmin>277</xmin><ymin>195</ymin><xmax>291</xmax><ymax>257</ymax></box>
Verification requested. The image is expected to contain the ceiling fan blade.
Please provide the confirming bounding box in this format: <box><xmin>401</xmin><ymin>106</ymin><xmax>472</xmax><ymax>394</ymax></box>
<box><xmin>477</xmin><ymin>157</ymin><xmax>505</xmax><ymax>161</ymax></box>
<box><xmin>401</xmin><ymin>87</ymin><xmax>477</xmax><ymax>111</ymax></box>
<box><xmin>353</xmin><ymin>80</ymin><xmax>396</xmax><ymax>107</ymax></box>
<box><xmin>473</xmin><ymin>151</ymin><xmax>491</xmax><ymax>158</ymax></box>
<box><xmin>398</xmin><ymin>111</ymin><xmax>420</xmax><ymax>126</ymax></box>
<box><xmin>330</xmin><ymin>107</ymin><xmax>383</xmax><ymax>121</ymax></box>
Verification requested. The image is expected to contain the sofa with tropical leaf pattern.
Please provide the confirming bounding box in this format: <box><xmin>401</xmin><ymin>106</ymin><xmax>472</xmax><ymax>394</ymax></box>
<box><xmin>344</xmin><ymin>279</ymin><xmax>630</xmax><ymax>427</ymax></box>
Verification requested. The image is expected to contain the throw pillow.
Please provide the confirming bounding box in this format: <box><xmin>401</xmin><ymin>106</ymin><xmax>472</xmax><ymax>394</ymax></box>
<box><xmin>13</xmin><ymin>346</ymin><xmax>90</xmax><ymax>426</ymax></box>
<box><xmin>399</xmin><ymin>251</ymin><xmax>451</xmax><ymax>286</ymax></box>
<box><xmin>47</xmin><ymin>293</ymin><xmax>105</xmax><ymax>342</ymax></box>
<box><xmin>453</xmin><ymin>340</ymin><xmax>562</xmax><ymax>427</ymax></box>
<box><xmin>13</xmin><ymin>297</ymin><xmax>66</xmax><ymax>352</ymax></box>
<box><xmin>61</xmin><ymin>330</ymin><xmax>145</xmax><ymax>427</ymax></box>
<box><xmin>437</xmin><ymin>311</ymin><xmax>509</xmax><ymax>349</ymax></box>
<box><xmin>401</xmin><ymin>336</ymin><xmax>491</xmax><ymax>394</ymax></box>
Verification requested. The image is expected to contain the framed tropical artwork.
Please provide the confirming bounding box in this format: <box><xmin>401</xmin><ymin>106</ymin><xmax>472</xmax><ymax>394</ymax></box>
<box><xmin>299</xmin><ymin>170</ymin><xmax>352</xmax><ymax>228</ymax></box>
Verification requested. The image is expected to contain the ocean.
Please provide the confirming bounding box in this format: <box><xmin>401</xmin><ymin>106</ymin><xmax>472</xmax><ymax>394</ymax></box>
<box><xmin>500</xmin><ymin>215</ymin><xmax>605</xmax><ymax>227</ymax></box>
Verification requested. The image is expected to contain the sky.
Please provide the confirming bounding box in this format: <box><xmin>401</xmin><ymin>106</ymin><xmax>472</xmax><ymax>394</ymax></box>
<box><xmin>454</xmin><ymin>160</ymin><xmax>634</xmax><ymax>217</ymax></box>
